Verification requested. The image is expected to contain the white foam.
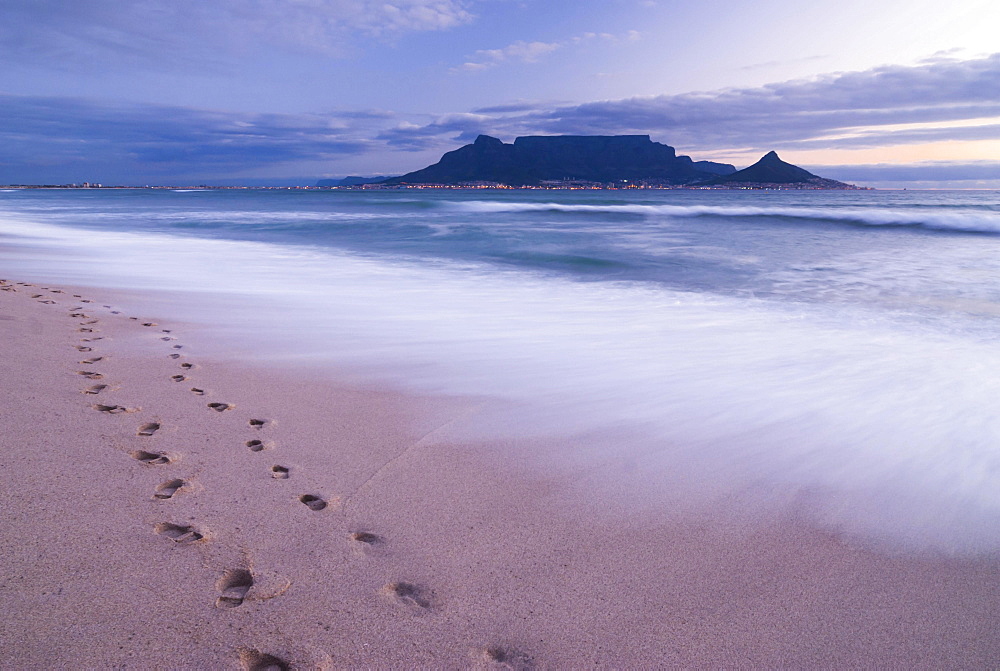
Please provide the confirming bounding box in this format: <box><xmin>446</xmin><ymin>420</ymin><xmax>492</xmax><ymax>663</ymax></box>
<box><xmin>3</xmin><ymin>212</ymin><xmax>1000</xmax><ymax>551</ymax></box>
<box><xmin>452</xmin><ymin>200</ymin><xmax>1000</xmax><ymax>233</ymax></box>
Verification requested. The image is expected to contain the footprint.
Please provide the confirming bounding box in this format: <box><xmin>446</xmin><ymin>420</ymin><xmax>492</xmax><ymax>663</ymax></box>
<box><xmin>239</xmin><ymin>650</ymin><xmax>289</xmax><ymax>671</ymax></box>
<box><xmin>82</xmin><ymin>384</ymin><xmax>107</xmax><ymax>395</ymax></box>
<box><xmin>171</xmin><ymin>375</ymin><xmax>186</xmax><ymax>382</ymax></box>
<box><xmin>190</xmin><ymin>387</ymin><xmax>205</xmax><ymax>396</ymax></box>
<box><xmin>137</xmin><ymin>422</ymin><xmax>160</xmax><ymax>437</ymax></box>
<box><xmin>79</xmin><ymin>356</ymin><xmax>103</xmax><ymax>364</ymax></box>
<box><xmin>154</xmin><ymin>478</ymin><xmax>187</xmax><ymax>500</ymax></box>
<box><xmin>80</xmin><ymin>319</ymin><xmax>99</xmax><ymax>325</ymax></box>
<box><xmin>75</xmin><ymin>345</ymin><xmax>92</xmax><ymax>352</ymax></box>
<box><xmin>207</xmin><ymin>402</ymin><xmax>234</xmax><ymax>412</ymax></box>
<box><xmin>298</xmin><ymin>494</ymin><xmax>327</xmax><ymax>511</ymax></box>
<box><xmin>249</xmin><ymin>419</ymin><xmax>266</xmax><ymax>430</ymax></box>
<box><xmin>69</xmin><ymin>312</ymin><xmax>87</xmax><ymax>318</ymax></box>
<box><xmin>477</xmin><ymin>646</ymin><xmax>532</xmax><ymax>670</ymax></box>
<box><xmin>172</xmin><ymin>345</ymin><xmax>183</xmax><ymax>349</ymax></box>
<box><xmin>161</xmin><ymin>336</ymin><xmax>174</xmax><ymax>341</ymax></box>
<box><xmin>39</xmin><ymin>300</ymin><xmax>56</xmax><ymax>304</ymax></box>
<box><xmin>381</xmin><ymin>582</ymin><xmax>430</xmax><ymax>610</ymax></box>
<box><xmin>154</xmin><ymin>522</ymin><xmax>204</xmax><ymax>544</ymax></box>
<box><xmin>216</xmin><ymin>569</ymin><xmax>254</xmax><ymax>609</ymax></box>
<box><xmin>130</xmin><ymin>450</ymin><xmax>172</xmax><ymax>465</ymax></box>
<box><xmin>161</xmin><ymin>329</ymin><xmax>171</xmax><ymax>333</ymax></box>
<box><xmin>111</xmin><ymin>310</ymin><xmax>120</xmax><ymax>314</ymax></box>
<box><xmin>142</xmin><ymin>322</ymin><xmax>156</xmax><ymax>327</ymax></box>
<box><xmin>168</xmin><ymin>353</ymin><xmax>181</xmax><ymax>359</ymax></box>
<box><xmin>180</xmin><ymin>363</ymin><xmax>195</xmax><ymax>370</ymax></box>
<box><xmin>77</xmin><ymin>328</ymin><xmax>93</xmax><ymax>333</ymax></box>
<box><xmin>350</xmin><ymin>531</ymin><xmax>381</xmax><ymax>545</ymax></box>
<box><xmin>76</xmin><ymin>371</ymin><xmax>103</xmax><ymax>380</ymax></box>
<box><xmin>92</xmin><ymin>404</ymin><xmax>137</xmax><ymax>414</ymax></box>
<box><xmin>30</xmin><ymin>294</ymin><xmax>42</xmax><ymax>298</ymax></box>
<box><xmin>246</xmin><ymin>439</ymin><xmax>266</xmax><ymax>452</ymax></box>
<box><xmin>270</xmin><ymin>465</ymin><xmax>290</xmax><ymax>479</ymax></box>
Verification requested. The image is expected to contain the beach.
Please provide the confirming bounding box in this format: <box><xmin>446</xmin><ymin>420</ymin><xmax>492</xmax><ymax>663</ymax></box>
<box><xmin>3</xmin><ymin>276</ymin><xmax>1000</xmax><ymax>669</ymax></box>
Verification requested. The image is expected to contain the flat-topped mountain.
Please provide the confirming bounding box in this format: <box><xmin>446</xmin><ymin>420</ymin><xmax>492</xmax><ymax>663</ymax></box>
<box><xmin>384</xmin><ymin>135</ymin><xmax>736</xmax><ymax>186</ymax></box>
<box><xmin>700</xmin><ymin>151</ymin><xmax>859</xmax><ymax>189</ymax></box>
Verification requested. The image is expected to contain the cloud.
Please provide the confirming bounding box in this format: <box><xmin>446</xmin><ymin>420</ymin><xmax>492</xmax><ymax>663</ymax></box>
<box><xmin>4</xmin><ymin>54</ymin><xmax>1000</xmax><ymax>186</ymax></box>
<box><xmin>433</xmin><ymin>53</ymin><xmax>1000</xmax><ymax>155</ymax></box>
<box><xmin>453</xmin><ymin>30</ymin><xmax>639</xmax><ymax>72</ymax></box>
<box><xmin>0</xmin><ymin>0</ymin><xmax>473</xmax><ymax>67</ymax></box>
<box><xmin>0</xmin><ymin>93</ymin><xmax>378</xmax><ymax>183</ymax></box>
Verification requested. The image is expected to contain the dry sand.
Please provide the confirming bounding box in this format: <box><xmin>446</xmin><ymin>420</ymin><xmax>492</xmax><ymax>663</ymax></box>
<box><xmin>1</xmin><ymin>277</ymin><xmax>999</xmax><ymax>669</ymax></box>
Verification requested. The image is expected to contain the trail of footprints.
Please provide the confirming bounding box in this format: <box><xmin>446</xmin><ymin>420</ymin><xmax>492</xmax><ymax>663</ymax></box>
<box><xmin>0</xmin><ymin>281</ymin><xmax>510</xmax><ymax>668</ymax></box>
<box><xmin>43</xmin><ymin>290</ymin><xmax>476</xmax><ymax>671</ymax></box>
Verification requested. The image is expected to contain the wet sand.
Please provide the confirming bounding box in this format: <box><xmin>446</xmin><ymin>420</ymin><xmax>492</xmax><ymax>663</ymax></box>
<box><xmin>1</xmin><ymin>277</ymin><xmax>999</xmax><ymax>669</ymax></box>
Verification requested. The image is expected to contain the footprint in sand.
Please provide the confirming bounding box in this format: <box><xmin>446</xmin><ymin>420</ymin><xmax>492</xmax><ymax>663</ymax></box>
<box><xmin>298</xmin><ymin>494</ymin><xmax>327</xmax><ymax>511</ymax></box>
<box><xmin>270</xmin><ymin>465</ymin><xmax>290</xmax><ymax>479</ymax></box>
<box><xmin>79</xmin><ymin>356</ymin><xmax>103</xmax><ymax>364</ymax></box>
<box><xmin>477</xmin><ymin>646</ymin><xmax>533</xmax><ymax>670</ymax></box>
<box><xmin>38</xmin><ymin>300</ymin><xmax>56</xmax><ymax>304</ymax></box>
<box><xmin>153</xmin><ymin>478</ymin><xmax>187</xmax><ymax>500</ymax></box>
<box><xmin>168</xmin><ymin>353</ymin><xmax>181</xmax><ymax>359</ymax></box>
<box><xmin>381</xmin><ymin>582</ymin><xmax>430</xmax><ymax>610</ymax></box>
<box><xmin>92</xmin><ymin>403</ymin><xmax>137</xmax><ymax>414</ymax></box>
<box><xmin>142</xmin><ymin>322</ymin><xmax>156</xmax><ymax>327</ymax></box>
<box><xmin>239</xmin><ymin>650</ymin><xmax>289</xmax><ymax>671</ymax></box>
<box><xmin>172</xmin><ymin>345</ymin><xmax>183</xmax><ymax>349</ymax></box>
<box><xmin>171</xmin><ymin>375</ymin><xmax>186</xmax><ymax>382</ymax></box>
<box><xmin>207</xmin><ymin>402</ymin><xmax>234</xmax><ymax>412</ymax></box>
<box><xmin>77</xmin><ymin>328</ymin><xmax>94</xmax><ymax>333</ymax></box>
<box><xmin>246</xmin><ymin>439</ymin><xmax>266</xmax><ymax>452</ymax></box>
<box><xmin>249</xmin><ymin>418</ymin><xmax>266</xmax><ymax>430</ymax></box>
<box><xmin>216</xmin><ymin>569</ymin><xmax>254</xmax><ymax>609</ymax></box>
<box><xmin>111</xmin><ymin>310</ymin><xmax>120</xmax><ymax>314</ymax></box>
<box><xmin>82</xmin><ymin>384</ymin><xmax>107</xmax><ymax>395</ymax></box>
<box><xmin>80</xmin><ymin>319</ymin><xmax>99</xmax><ymax>325</ymax></box>
<box><xmin>190</xmin><ymin>387</ymin><xmax>205</xmax><ymax>396</ymax></box>
<box><xmin>350</xmin><ymin>531</ymin><xmax>381</xmax><ymax>545</ymax></box>
<box><xmin>75</xmin><ymin>345</ymin><xmax>92</xmax><ymax>352</ymax></box>
<box><xmin>161</xmin><ymin>336</ymin><xmax>174</xmax><ymax>341</ymax></box>
<box><xmin>137</xmin><ymin>422</ymin><xmax>160</xmax><ymax>437</ymax></box>
<box><xmin>30</xmin><ymin>294</ymin><xmax>42</xmax><ymax>298</ymax></box>
<box><xmin>130</xmin><ymin>450</ymin><xmax>172</xmax><ymax>465</ymax></box>
<box><xmin>76</xmin><ymin>371</ymin><xmax>103</xmax><ymax>380</ymax></box>
<box><xmin>180</xmin><ymin>363</ymin><xmax>195</xmax><ymax>370</ymax></box>
<box><xmin>155</xmin><ymin>522</ymin><xmax>204</xmax><ymax>544</ymax></box>
<box><xmin>69</xmin><ymin>312</ymin><xmax>86</xmax><ymax>318</ymax></box>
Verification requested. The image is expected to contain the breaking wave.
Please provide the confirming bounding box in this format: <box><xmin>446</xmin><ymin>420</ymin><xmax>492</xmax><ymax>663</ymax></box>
<box><xmin>452</xmin><ymin>201</ymin><xmax>1000</xmax><ymax>233</ymax></box>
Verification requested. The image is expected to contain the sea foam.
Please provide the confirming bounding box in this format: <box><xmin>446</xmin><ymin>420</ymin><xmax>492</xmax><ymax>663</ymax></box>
<box><xmin>3</xmin><ymin>210</ymin><xmax>1000</xmax><ymax>552</ymax></box>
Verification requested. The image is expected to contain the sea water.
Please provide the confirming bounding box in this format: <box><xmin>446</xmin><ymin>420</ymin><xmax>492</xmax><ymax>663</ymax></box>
<box><xmin>3</xmin><ymin>187</ymin><xmax>1000</xmax><ymax>551</ymax></box>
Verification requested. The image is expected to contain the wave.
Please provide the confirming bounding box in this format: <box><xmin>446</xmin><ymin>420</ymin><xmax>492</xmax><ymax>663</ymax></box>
<box><xmin>452</xmin><ymin>201</ymin><xmax>1000</xmax><ymax>234</ymax></box>
<box><xmin>5</xmin><ymin>205</ymin><xmax>1000</xmax><ymax>551</ymax></box>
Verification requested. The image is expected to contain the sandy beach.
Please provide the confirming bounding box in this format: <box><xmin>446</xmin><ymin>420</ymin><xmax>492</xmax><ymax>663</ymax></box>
<box><xmin>2</xmin><ymin>276</ymin><xmax>999</xmax><ymax>669</ymax></box>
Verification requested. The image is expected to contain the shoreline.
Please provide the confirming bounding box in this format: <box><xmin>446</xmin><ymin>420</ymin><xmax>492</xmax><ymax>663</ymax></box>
<box><xmin>2</xmin><ymin>277</ymin><xmax>999</xmax><ymax>668</ymax></box>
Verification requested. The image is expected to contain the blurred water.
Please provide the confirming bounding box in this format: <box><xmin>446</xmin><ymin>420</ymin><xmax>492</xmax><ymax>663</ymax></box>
<box><xmin>3</xmin><ymin>187</ymin><xmax>1000</xmax><ymax>550</ymax></box>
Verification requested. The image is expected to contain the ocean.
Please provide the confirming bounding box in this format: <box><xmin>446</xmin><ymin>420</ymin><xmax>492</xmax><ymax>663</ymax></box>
<box><xmin>3</xmin><ymin>187</ymin><xmax>1000</xmax><ymax>551</ymax></box>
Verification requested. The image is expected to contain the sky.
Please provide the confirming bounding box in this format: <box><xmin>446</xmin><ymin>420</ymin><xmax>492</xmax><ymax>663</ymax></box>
<box><xmin>1</xmin><ymin>0</ymin><xmax>999</xmax><ymax>187</ymax></box>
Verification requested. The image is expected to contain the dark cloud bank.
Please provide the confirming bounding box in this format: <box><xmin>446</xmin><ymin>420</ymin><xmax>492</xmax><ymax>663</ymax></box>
<box><xmin>2</xmin><ymin>54</ymin><xmax>998</xmax><ymax>185</ymax></box>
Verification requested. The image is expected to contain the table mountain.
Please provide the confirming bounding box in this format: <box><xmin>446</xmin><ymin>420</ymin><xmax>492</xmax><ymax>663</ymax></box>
<box><xmin>384</xmin><ymin>135</ymin><xmax>736</xmax><ymax>186</ymax></box>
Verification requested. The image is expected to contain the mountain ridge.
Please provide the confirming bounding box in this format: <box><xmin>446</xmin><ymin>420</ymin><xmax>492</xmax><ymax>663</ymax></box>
<box><xmin>384</xmin><ymin>135</ymin><xmax>736</xmax><ymax>186</ymax></box>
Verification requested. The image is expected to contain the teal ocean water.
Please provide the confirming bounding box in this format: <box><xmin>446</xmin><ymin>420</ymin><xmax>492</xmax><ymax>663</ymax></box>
<box><xmin>3</xmin><ymin>187</ymin><xmax>1000</xmax><ymax>549</ymax></box>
